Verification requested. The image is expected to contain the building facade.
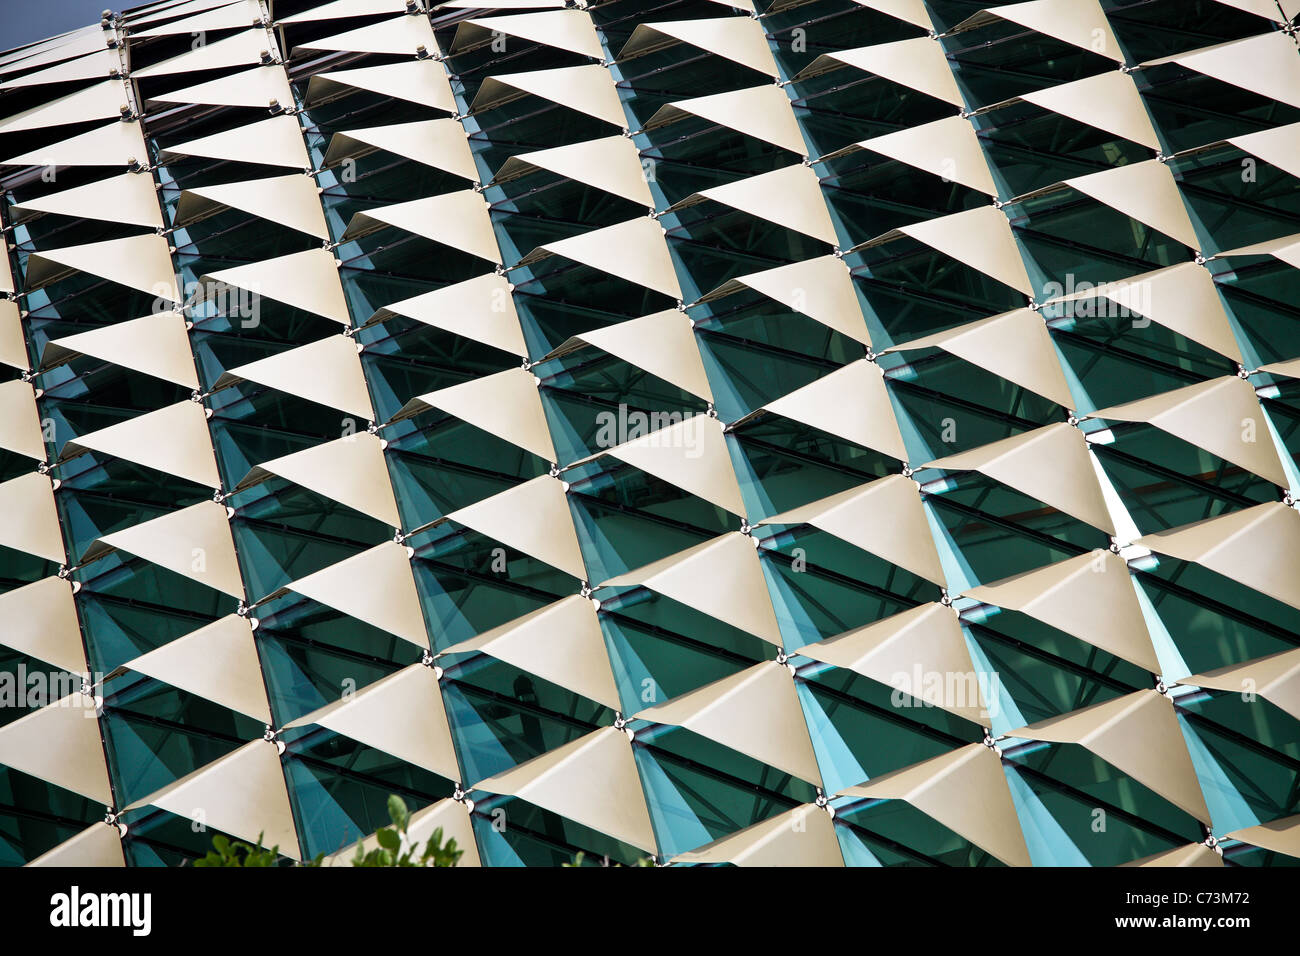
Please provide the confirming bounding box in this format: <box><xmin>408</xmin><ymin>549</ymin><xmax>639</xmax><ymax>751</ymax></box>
<box><xmin>0</xmin><ymin>0</ymin><xmax>1299</xmax><ymax>866</ymax></box>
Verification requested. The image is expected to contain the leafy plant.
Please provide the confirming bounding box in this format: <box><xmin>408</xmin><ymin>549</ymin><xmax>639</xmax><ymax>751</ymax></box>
<box><xmin>193</xmin><ymin>833</ymin><xmax>288</xmax><ymax>867</ymax></box>
<box><xmin>350</xmin><ymin>794</ymin><xmax>463</xmax><ymax>868</ymax></box>
<box><xmin>193</xmin><ymin>794</ymin><xmax>459</xmax><ymax>867</ymax></box>
<box><xmin>563</xmin><ymin>851</ymin><xmax>655</xmax><ymax>867</ymax></box>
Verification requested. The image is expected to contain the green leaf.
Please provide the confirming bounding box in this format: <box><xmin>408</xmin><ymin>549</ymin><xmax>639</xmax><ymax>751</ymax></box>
<box><xmin>375</xmin><ymin>827</ymin><xmax>401</xmax><ymax>851</ymax></box>
<box><xmin>386</xmin><ymin>795</ymin><xmax>410</xmax><ymax>830</ymax></box>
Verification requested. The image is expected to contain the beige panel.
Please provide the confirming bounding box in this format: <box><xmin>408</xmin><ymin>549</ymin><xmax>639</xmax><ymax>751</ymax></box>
<box><xmin>278</xmin><ymin>0</ymin><xmax>407</xmax><ymax>23</ymax></box>
<box><xmin>134</xmin><ymin>740</ymin><xmax>301</xmax><ymax>860</ymax></box>
<box><xmin>885</xmin><ymin>308</ymin><xmax>1073</xmax><ymax>407</ymax></box>
<box><xmin>0</xmin><ymin>51</ymin><xmax>118</xmax><ymax>91</ymax></box>
<box><xmin>1005</xmin><ymin>689</ymin><xmax>1211</xmax><ymax>823</ymax></box>
<box><xmin>519</xmin><ymin>217</ymin><xmax>681</xmax><ymax>299</ymax></box>
<box><xmin>202</xmin><ymin>248</ymin><xmax>349</xmax><ymax>325</ymax></box>
<box><xmin>471</xmin><ymin>727</ymin><xmax>657</xmax><ymax>854</ymax></box>
<box><xmin>132</xmin><ymin>0</ymin><xmax>261</xmax><ymax>36</ymax></box>
<box><xmin>0</xmin><ymin>694</ymin><xmax>111</xmax><ymax>804</ymax></box>
<box><xmin>447</xmin><ymin>475</ymin><xmax>587</xmax><ymax>580</ymax></box>
<box><xmin>0</xmin><ymin>28</ymin><xmax>106</xmax><ymax>75</ymax></box>
<box><xmin>132</xmin><ymin>28</ymin><xmax>266</xmax><ymax>79</ymax></box>
<box><xmin>544</xmin><ymin>310</ymin><xmax>713</xmax><ymax>403</ymax></box>
<box><xmin>398</xmin><ymin>367</ymin><xmax>555</xmax><ymax>463</ymax></box>
<box><xmin>304</xmin><ymin>60</ymin><xmax>455</xmax><ymax>113</ymax></box>
<box><xmin>801</xmin><ymin>36</ymin><xmax>963</xmax><ymax>106</ymax></box>
<box><xmin>599</xmin><ymin>532</ymin><xmax>783</xmax><ymax>645</ymax></box>
<box><xmin>27</xmin><ymin>823</ymin><xmax>125</xmax><ymax>868</ymax></box>
<box><xmin>0</xmin><ymin>34</ymin><xmax>97</xmax><ymax>74</ymax></box>
<box><xmin>0</xmin><ymin>577</ymin><xmax>86</xmax><ymax>675</ymax></box>
<box><xmin>0</xmin><ymin>251</ymin><xmax>11</xmax><ymax>298</ymax></box>
<box><xmin>60</xmin><ymin>400</ymin><xmax>220</xmax><ymax>489</ymax></box>
<box><xmin>1062</xmin><ymin>160</ymin><xmax>1200</xmax><ymax>249</ymax></box>
<box><xmin>42</xmin><ymin>312</ymin><xmax>198</xmax><ymax>389</ymax></box>
<box><xmin>237</xmin><ymin>432</ymin><xmax>400</xmax><ymax>527</ymax></box>
<box><xmin>0</xmin><ymin>380</ymin><xmax>46</xmax><ymax>461</ymax></box>
<box><xmin>1186</xmin><ymin>646</ymin><xmax>1300</xmax><ymax>723</ymax></box>
<box><xmin>1227</xmin><ymin>122</ymin><xmax>1300</xmax><ymax>181</ymax></box>
<box><xmin>471</xmin><ymin>65</ymin><xmax>625</xmax><ymax>126</ymax></box>
<box><xmin>82</xmin><ymin>500</ymin><xmax>245</xmax><ymax>599</ymax></box>
<box><xmin>763</xmin><ymin>360</ymin><xmax>908</xmax><ymax>461</ymax></box>
<box><xmin>126</xmin><ymin>616</ymin><xmax>271</xmax><ymax>724</ymax></box>
<box><xmin>368</xmin><ymin>273</ymin><xmax>526</xmax><ymax>357</ymax></box>
<box><xmin>405</xmin><ymin>798</ymin><xmax>480</xmax><ymax>865</ymax></box>
<box><xmin>1047</xmin><ymin>262</ymin><xmax>1242</xmax><ymax>362</ymax></box>
<box><xmin>0</xmin><ymin>303</ymin><xmax>19</xmax><ymax>370</ymax></box>
<box><xmin>758</xmin><ymin>474</ymin><xmax>946</xmax><ymax>585</ymax></box>
<box><xmin>149</xmin><ymin>66</ymin><xmax>294</xmax><ymax>109</ymax></box>
<box><xmin>588</xmin><ymin>414</ymin><xmax>744</xmax><ymax>516</ymax></box>
<box><xmin>700</xmin><ymin>256</ymin><xmax>871</xmax><ymax>345</ymax></box>
<box><xmin>1018</xmin><ymin>70</ymin><xmax>1160</xmax><ymax>150</ymax></box>
<box><xmin>670</xmin><ymin>164</ymin><xmax>837</xmax><ymax>245</ymax></box>
<box><xmin>619</xmin><ymin>17</ymin><xmax>778</xmax><ymax>77</ymax></box>
<box><xmin>965</xmin><ymin>550</ymin><xmax>1161</xmax><ymax>673</ymax></box>
<box><xmin>840</xmin><ymin>744</ymin><xmax>1032</xmax><ymax>866</ymax></box>
<box><xmin>875</xmin><ymin>206</ymin><xmax>1033</xmax><ymax>295</ymax></box>
<box><xmin>327</xmin><ymin>797</ymin><xmax>481</xmax><ymax>867</ymax></box>
<box><xmin>0</xmin><ymin>119</ymin><xmax>148</xmax><ymax>169</ymax></box>
<box><xmin>454</xmin><ymin>10</ymin><xmax>604</xmax><ymax>58</ymax></box>
<box><xmin>1123</xmin><ymin>843</ymin><xmax>1223</xmax><ymax>867</ymax></box>
<box><xmin>494</xmin><ymin>135</ymin><xmax>651</xmax><ymax>206</ymax></box>
<box><xmin>1138</xmin><ymin>504</ymin><xmax>1300</xmax><ymax>612</ymax></box>
<box><xmin>800</xmin><ymin>603</ymin><xmax>990</xmax><ymax>723</ymax></box>
<box><xmin>1226</xmin><ymin>814</ymin><xmax>1300</xmax><ymax>858</ymax></box>
<box><xmin>853</xmin><ymin>115</ymin><xmax>997</xmax><ymax>196</ymax></box>
<box><xmin>286</xmin><ymin>541</ymin><xmax>429</xmax><ymax>648</ymax></box>
<box><xmin>0</xmin><ymin>473</ymin><xmax>65</xmax><ymax>563</ymax></box>
<box><xmin>296</xmin><ymin>13</ymin><xmax>439</xmax><ymax>56</ymax></box>
<box><xmin>1147</xmin><ymin>31</ymin><xmax>1300</xmax><ymax>109</ymax></box>
<box><xmin>10</xmin><ymin>171</ymin><xmax>163</xmax><ymax>229</ymax></box>
<box><xmin>954</xmin><ymin>0</ymin><xmax>1122</xmax><ymax>62</ymax></box>
<box><xmin>324</xmin><ymin>119</ymin><xmax>478</xmax><ymax>181</ymax></box>
<box><xmin>1261</xmin><ymin>354</ymin><xmax>1300</xmax><ymax>379</ymax></box>
<box><xmin>408</xmin><ymin>797</ymin><xmax>482</xmax><ymax>866</ymax></box>
<box><xmin>128</xmin><ymin>0</ymin><xmax>256</xmax><ymax>29</ymax></box>
<box><xmin>926</xmin><ymin>423</ymin><xmax>1117</xmax><ymax>534</ymax></box>
<box><xmin>645</xmin><ymin>84</ymin><xmax>806</xmax><ymax>155</ymax></box>
<box><xmin>342</xmin><ymin>191</ymin><xmax>500</xmax><ymax>263</ymax></box>
<box><xmin>25</xmin><ymin>234</ymin><xmax>179</xmax><ymax>302</ymax></box>
<box><xmin>442</xmin><ymin>596</ymin><xmax>619</xmax><ymax>710</ymax></box>
<box><xmin>439</xmin><ymin>0</ymin><xmax>566</xmax><ymax>6</ymax></box>
<box><xmin>1089</xmin><ymin>376</ymin><xmax>1287</xmax><ymax>488</ymax></box>
<box><xmin>672</xmin><ymin>804</ymin><xmax>843</xmax><ymax>866</ymax></box>
<box><xmin>289</xmin><ymin>664</ymin><xmax>458</xmax><ymax>780</ymax></box>
<box><xmin>159</xmin><ymin>114</ymin><xmax>310</xmax><ymax>169</ymax></box>
<box><xmin>218</xmin><ymin>336</ymin><xmax>374</xmax><ymax>419</ymax></box>
<box><xmin>177</xmin><ymin>174</ymin><xmax>329</xmax><ymax>239</ymax></box>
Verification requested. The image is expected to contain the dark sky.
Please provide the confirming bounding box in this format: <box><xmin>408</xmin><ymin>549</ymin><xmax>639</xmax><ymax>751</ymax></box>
<box><xmin>0</xmin><ymin>0</ymin><xmax>116</xmax><ymax>53</ymax></box>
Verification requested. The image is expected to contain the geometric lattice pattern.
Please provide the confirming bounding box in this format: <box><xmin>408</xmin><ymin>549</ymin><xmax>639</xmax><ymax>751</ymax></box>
<box><xmin>2</xmin><ymin>0</ymin><xmax>1300</xmax><ymax>867</ymax></box>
